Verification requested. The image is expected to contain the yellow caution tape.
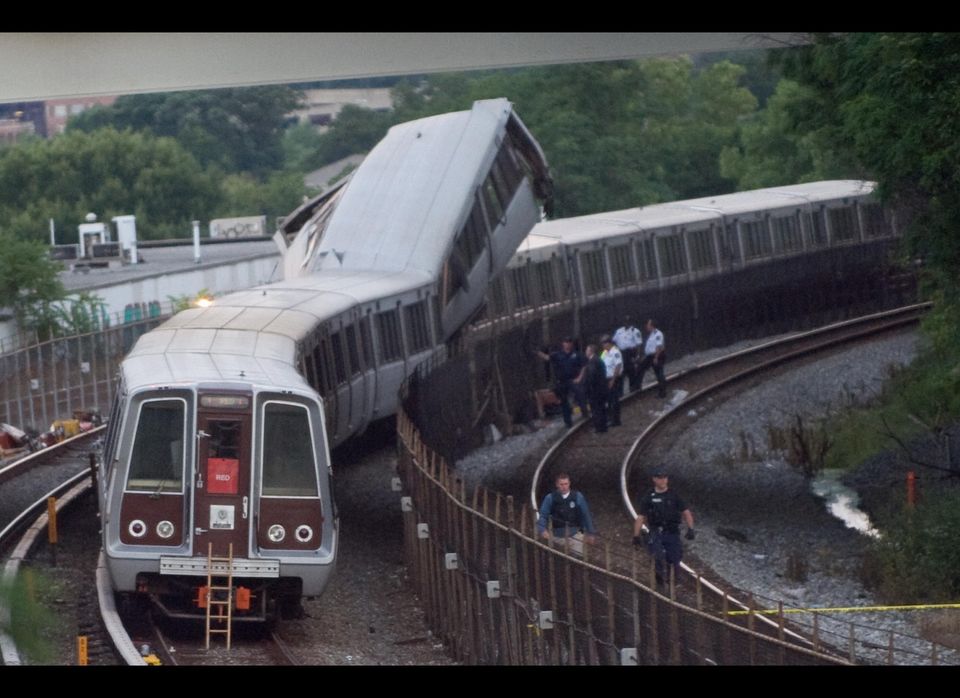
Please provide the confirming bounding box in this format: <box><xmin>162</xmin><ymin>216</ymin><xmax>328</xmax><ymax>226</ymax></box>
<box><xmin>727</xmin><ymin>602</ymin><xmax>960</xmax><ymax>616</ymax></box>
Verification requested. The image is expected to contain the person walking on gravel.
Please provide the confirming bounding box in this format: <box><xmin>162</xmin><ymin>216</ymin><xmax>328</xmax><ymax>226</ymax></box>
<box><xmin>633</xmin><ymin>465</ymin><xmax>695</xmax><ymax>585</ymax></box>
<box><xmin>537</xmin><ymin>472</ymin><xmax>598</xmax><ymax>556</ymax></box>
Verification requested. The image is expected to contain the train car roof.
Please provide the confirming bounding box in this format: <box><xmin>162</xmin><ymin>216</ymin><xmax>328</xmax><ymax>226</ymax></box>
<box><xmin>308</xmin><ymin>98</ymin><xmax>515</xmax><ymax>277</ymax></box>
<box><xmin>523</xmin><ymin>180</ymin><xmax>876</xmax><ymax>247</ymax></box>
<box><xmin>122</xmin><ymin>268</ymin><xmax>431</xmax><ymax>392</ymax></box>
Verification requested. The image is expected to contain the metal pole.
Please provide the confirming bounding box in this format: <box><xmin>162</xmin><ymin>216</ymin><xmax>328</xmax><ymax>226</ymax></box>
<box><xmin>193</xmin><ymin>220</ymin><xmax>202</xmax><ymax>264</ymax></box>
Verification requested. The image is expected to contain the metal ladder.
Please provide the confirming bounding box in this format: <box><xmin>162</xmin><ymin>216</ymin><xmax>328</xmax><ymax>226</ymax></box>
<box><xmin>204</xmin><ymin>542</ymin><xmax>234</xmax><ymax>649</ymax></box>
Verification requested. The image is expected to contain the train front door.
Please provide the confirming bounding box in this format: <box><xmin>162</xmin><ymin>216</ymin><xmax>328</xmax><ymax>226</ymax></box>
<box><xmin>194</xmin><ymin>412</ymin><xmax>251</xmax><ymax>558</ymax></box>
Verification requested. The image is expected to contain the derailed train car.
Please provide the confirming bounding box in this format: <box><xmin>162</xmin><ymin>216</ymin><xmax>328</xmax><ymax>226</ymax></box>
<box><xmin>97</xmin><ymin>98</ymin><xmax>554</xmax><ymax>621</ymax></box>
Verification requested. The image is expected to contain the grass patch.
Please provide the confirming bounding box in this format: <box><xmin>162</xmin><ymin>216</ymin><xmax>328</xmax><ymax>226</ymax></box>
<box><xmin>0</xmin><ymin>567</ymin><xmax>57</xmax><ymax>663</ymax></box>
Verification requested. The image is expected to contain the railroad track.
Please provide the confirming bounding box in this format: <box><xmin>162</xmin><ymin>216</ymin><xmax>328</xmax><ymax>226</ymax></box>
<box><xmin>528</xmin><ymin>303</ymin><xmax>928</xmax><ymax>663</ymax></box>
<box><xmin>0</xmin><ymin>431</ymin><xmax>103</xmax><ymax>665</ymax></box>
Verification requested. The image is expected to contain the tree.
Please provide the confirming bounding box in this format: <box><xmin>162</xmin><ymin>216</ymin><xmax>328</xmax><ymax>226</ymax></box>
<box><xmin>0</xmin><ymin>232</ymin><xmax>65</xmax><ymax>337</ymax></box>
<box><xmin>0</xmin><ymin>128</ymin><xmax>222</xmax><ymax>241</ymax></box>
<box><xmin>69</xmin><ymin>86</ymin><xmax>302</xmax><ymax>176</ymax></box>
<box><xmin>773</xmin><ymin>33</ymin><xmax>960</xmax><ymax>353</ymax></box>
<box><xmin>719</xmin><ymin>79</ymin><xmax>850</xmax><ymax>189</ymax></box>
<box><xmin>387</xmin><ymin>59</ymin><xmax>757</xmax><ymax>217</ymax></box>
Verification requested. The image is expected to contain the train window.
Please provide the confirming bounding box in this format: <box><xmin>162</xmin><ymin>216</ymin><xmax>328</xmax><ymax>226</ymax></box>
<box><xmin>656</xmin><ymin>235</ymin><xmax>688</xmax><ymax>276</ymax></box>
<box><xmin>687</xmin><ymin>228</ymin><xmax>716</xmax><ymax>271</ymax></box>
<box><xmin>861</xmin><ymin>203</ymin><xmax>890</xmax><ymax>238</ymax></box>
<box><xmin>489</xmin><ymin>150</ymin><xmax>517</xmax><ymax>208</ymax></box>
<box><xmin>376</xmin><ymin>308</ymin><xmax>403</xmax><ymax>362</ymax></box>
<box><xmin>580</xmin><ymin>249</ymin><xmax>608</xmax><ymax>294</ymax></box>
<box><xmin>313</xmin><ymin>338</ymin><xmax>333</xmax><ymax>394</ymax></box>
<box><xmin>359</xmin><ymin>316</ymin><xmax>374</xmax><ymax>368</ymax></box>
<box><xmin>404</xmin><ymin>301</ymin><xmax>431</xmax><ymax>354</ymax></box>
<box><xmin>496</xmin><ymin>144</ymin><xmax>524</xmax><ymax>196</ymax></box>
<box><xmin>772</xmin><ymin>215</ymin><xmax>803</xmax><ymax>253</ymax></box>
<box><xmin>534</xmin><ymin>260</ymin><xmax>558</xmax><ymax>303</ymax></box>
<box><xmin>302</xmin><ymin>349</ymin><xmax>317</xmax><ymax>388</ymax></box>
<box><xmin>330</xmin><ymin>331</ymin><xmax>347</xmax><ymax>385</ymax></box>
<box><xmin>639</xmin><ymin>239</ymin><xmax>658</xmax><ymax>280</ymax></box>
<box><xmin>126</xmin><ymin>398</ymin><xmax>185</xmax><ymax>493</ymax></box>
<box><xmin>806</xmin><ymin>210</ymin><xmax>828</xmax><ymax>247</ymax></box>
<box><xmin>345</xmin><ymin>324</ymin><xmax>361</xmax><ymax>375</ymax></box>
<box><xmin>261</xmin><ymin>402</ymin><xmax>318</xmax><ymax>497</ymax></box>
<box><xmin>721</xmin><ymin>222</ymin><xmax>741</xmax><ymax>263</ymax></box>
<box><xmin>829</xmin><ymin>206</ymin><xmax>858</xmax><ymax>242</ymax></box>
<box><xmin>432</xmin><ymin>296</ymin><xmax>443</xmax><ymax>343</ymax></box>
<box><xmin>102</xmin><ymin>389</ymin><xmax>125</xmax><ymax>476</ymax></box>
<box><xmin>480</xmin><ymin>178</ymin><xmax>504</xmax><ymax>231</ymax></box>
<box><xmin>511</xmin><ymin>266</ymin><xmax>531</xmax><ymax>308</ymax></box>
<box><xmin>609</xmin><ymin>244</ymin><xmax>637</xmax><ymax>287</ymax></box>
<box><xmin>741</xmin><ymin>220</ymin><xmax>772</xmax><ymax>259</ymax></box>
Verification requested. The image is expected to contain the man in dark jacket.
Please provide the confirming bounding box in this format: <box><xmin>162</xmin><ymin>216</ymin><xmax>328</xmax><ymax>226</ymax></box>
<box><xmin>581</xmin><ymin>343</ymin><xmax>608</xmax><ymax>433</ymax></box>
<box><xmin>536</xmin><ymin>337</ymin><xmax>589</xmax><ymax>427</ymax></box>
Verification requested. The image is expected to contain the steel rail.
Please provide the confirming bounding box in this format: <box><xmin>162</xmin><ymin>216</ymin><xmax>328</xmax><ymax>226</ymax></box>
<box><xmin>528</xmin><ymin>303</ymin><xmax>927</xmax><ymax>659</ymax></box>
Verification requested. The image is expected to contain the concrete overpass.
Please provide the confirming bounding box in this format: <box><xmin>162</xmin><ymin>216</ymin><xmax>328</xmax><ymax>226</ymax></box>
<box><xmin>0</xmin><ymin>33</ymin><xmax>803</xmax><ymax>103</ymax></box>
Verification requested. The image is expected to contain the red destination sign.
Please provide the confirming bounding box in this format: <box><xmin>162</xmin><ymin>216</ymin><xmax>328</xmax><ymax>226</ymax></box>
<box><xmin>207</xmin><ymin>458</ymin><xmax>239</xmax><ymax>494</ymax></box>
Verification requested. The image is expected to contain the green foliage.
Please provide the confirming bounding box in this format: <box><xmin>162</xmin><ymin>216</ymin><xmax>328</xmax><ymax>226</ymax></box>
<box><xmin>282</xmin><ymin>105</ymin><xmax>395</xmax><ymax>174</ymax></box>
<box><xmin>0</xmin><ymin>128</ymin><xmax>222</xmax><ymax>242</ymax></box>
<box><xmin>218</xmin><ymin>171</ymin><xmax>316</xmax><ymax>224</ymax></box>
<box><xmin>868</xmin><ymin>489</ymin><xmax>960</xmax><ymax>603</ymax></box>
<box><xmin>0</xmin><ymin>569</ymin><xmax>57</xmax><ymax>663</ymax></box>
<box><xmin>69</xmin><ymin>86</ymin><xmax>302</xmax><ymax>176</ymax></box>
<box><xmin>0</xmin><ymin>232</ymin><xmax>65</xmax><ymax>336</ymax></box>
<box><xmin>720</xmin><ymin>79</ymin><xmax>851</xmax><ymax>189</ymax></box>
<box><xmin>51</xmin><ymin>291</ymin><xmax>108</xmax><ymax>335</ymax></box>
<box><xmin>167</xmin><ymin>288</ymin><xmax>212</xmax><ymax>314</ymax></box>
<box><xmin>388</xmin><ymin>59</ymin><xmax>758</xmax><ymax>217</ymax></box>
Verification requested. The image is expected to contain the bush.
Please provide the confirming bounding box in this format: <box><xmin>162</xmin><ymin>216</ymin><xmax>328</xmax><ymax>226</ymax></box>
<box><xmin>867</xmin><ymin>490</ymin><xmax>960</xmax><ymax>603</ymax></box>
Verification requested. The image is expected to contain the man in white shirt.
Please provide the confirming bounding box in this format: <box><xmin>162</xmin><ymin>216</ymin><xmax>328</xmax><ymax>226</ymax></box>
<box><xmin>637</xmin><ymin>319</ymin><xmax>667</xmax><ymax>398</ymax></box>
<box><xmin>612</xmin><ymin>315</ymin><xmax>643</xmax><ymax>392</ymax></box>
<box><xmin>601</xmin><ymin>335</ymin><xmax>624</xmax><ymax>426</ymax></box>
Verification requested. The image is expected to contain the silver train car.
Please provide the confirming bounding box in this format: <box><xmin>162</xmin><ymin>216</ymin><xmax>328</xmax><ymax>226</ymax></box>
<box><xmin>492</xmin><ymin>180</ymin><xmax>897</xmax><ymax>317</ymax></box>
<box><xmin>97</xmin><ymin>98</ymin><xmax>554</xmax><ymax>620</ymax></box>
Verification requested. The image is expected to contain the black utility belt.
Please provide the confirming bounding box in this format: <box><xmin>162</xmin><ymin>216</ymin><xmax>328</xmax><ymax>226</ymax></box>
<box><xmin>650</xmin><ymin>526</ymin><xmax>679</xmax><ymax>534</ymax></box>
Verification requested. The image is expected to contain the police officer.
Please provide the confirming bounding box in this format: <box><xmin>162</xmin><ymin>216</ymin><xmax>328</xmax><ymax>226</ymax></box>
<box><xmin>537</xmin><ymin>472</ymin><xmax>598</xmax><ymax>555</ymax></box>
<box><xmin>636</xmin><ymin>318</ymin><xmax>668</xmax><ymax>399</ymax></box>
<box><xmin>601</xmin><ymin>335</ymin><xmax>623</xmax><ymax>427</ymax></box>
<box><xmin>537</xmin><ymin>337</ymin><xmax>589</xmax><ymax>428</ymax></box>
<box><xmin>612</xmin><ymin>315</ymin><xmax>643</xmax><ymax>392</ymax></box>
<box><xmin>632</xmin><ymin>465</ymin><xmax>695</xmax><ymax>585</ymax></box>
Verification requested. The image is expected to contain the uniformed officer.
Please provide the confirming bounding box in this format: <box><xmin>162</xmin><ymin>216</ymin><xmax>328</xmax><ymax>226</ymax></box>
<box><xmin>536</xmin><ymin>337</ymin><xmax>589</xmax><ymax>427</ymax></box>
<box><xmin>601</xmin><ymin>335</ymin><xmax>623</xmax><ymax>427</ymax></box>
<box><xmin>632</xmin><ymin>465</ymin><xmax>695</xmax><ymax>585</ymax></box>
<box><xmin>636</xmin><ymin>318</ymin><xmax>668</xmax><ymax>399</ymax></box>
<box><xmin>612</xmin><ymin>315</ymin><xmax>643</xmax><ymax>392</ymax></box>
<box><xmin>537</xmin><ymin>472</ymin><xmax>598</xmax><ymax>555</ymax></box>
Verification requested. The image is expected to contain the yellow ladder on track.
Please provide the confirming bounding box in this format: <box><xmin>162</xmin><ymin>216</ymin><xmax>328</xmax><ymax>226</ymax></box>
<box><xmin>204</xmin><ymin>542</ymin><xmax>234</xmax><ymax>649</ymax></box>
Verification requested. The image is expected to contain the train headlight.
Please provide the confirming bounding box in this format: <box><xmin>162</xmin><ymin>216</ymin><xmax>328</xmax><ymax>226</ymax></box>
<box><xmin>156</xmin><ymin>520</ymin><xmax>175</xmax><ymax>539</ymax></box>
<box><xmin>128</xmin><ymin>519</ymin><xmax>147</xmax><ymax>538</ymax></box>
<box><xmin>295</xmin><ymin>525</ymin><xmax>313</xmax><ymax>543</ymax></box>
<box><xmin>267</xmin><ymin>524</ymin><xmax>286</xmax><ymax>543</ymax></box>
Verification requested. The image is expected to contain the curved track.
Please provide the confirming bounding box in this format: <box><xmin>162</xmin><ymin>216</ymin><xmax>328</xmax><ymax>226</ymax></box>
<box><xmin>0</xmin><ymin>431</ymin><xmax>102</xmax><ymax>665</ymax></box>
<box><xmin>529</xmin><ymin>304</ymin><xmax>927</xmax><ymax>660</ymax></box>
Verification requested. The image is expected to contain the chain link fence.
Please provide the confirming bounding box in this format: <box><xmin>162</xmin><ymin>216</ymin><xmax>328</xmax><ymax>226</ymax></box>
<box><xmin>396</xmin><ymin>411</ymin><xmax>847</xmax><ymax>665</ymax></box>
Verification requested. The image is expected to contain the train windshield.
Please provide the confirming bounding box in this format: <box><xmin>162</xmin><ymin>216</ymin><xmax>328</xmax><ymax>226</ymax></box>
<box><xmin>126</xmin><ymin>398</ymin><xmax>186</xmax><ymax>493</ymax></box>
<box><xmin>261</xmin><ymin>402</ymin><xmax>319</xmax><ymax>497</ymax></box>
